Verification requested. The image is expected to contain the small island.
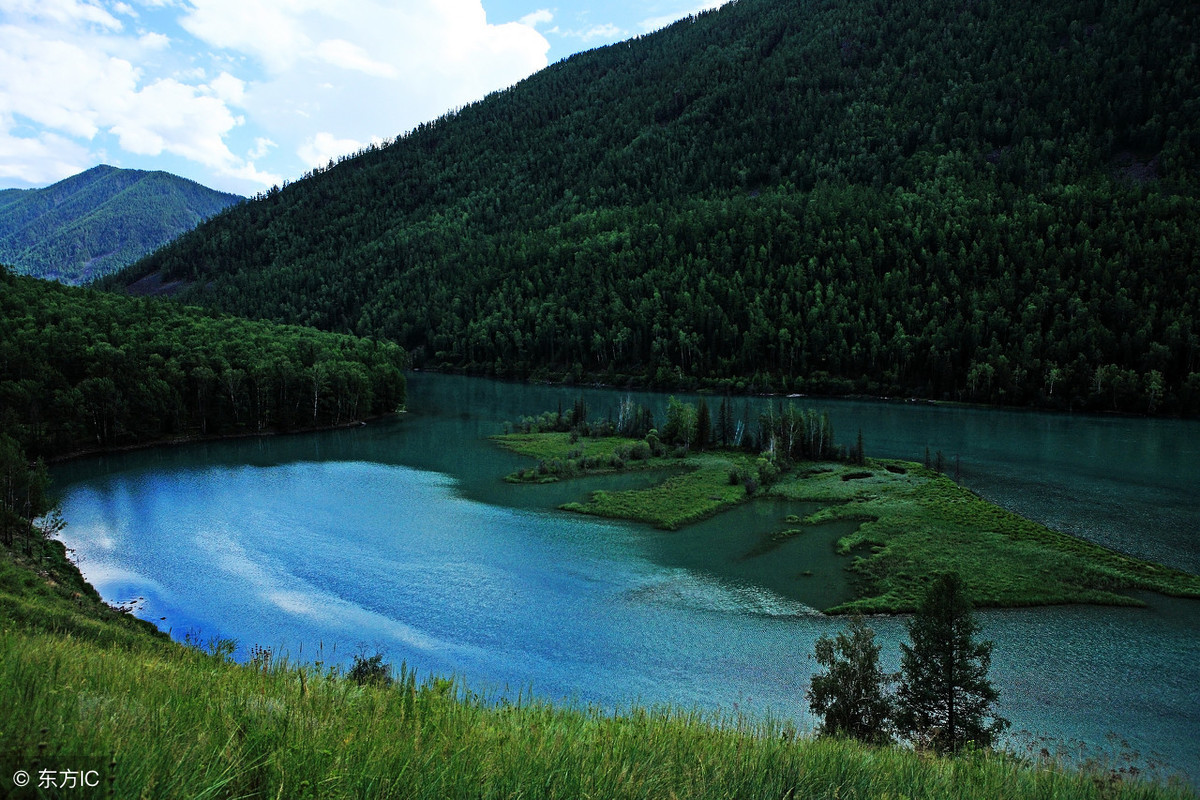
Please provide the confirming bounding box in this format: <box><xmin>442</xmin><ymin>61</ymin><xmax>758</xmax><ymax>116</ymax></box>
<box><xmin>493</xmin><ymin>397</ymin><xmax>1200</xmax><ymax>614</ymax></box>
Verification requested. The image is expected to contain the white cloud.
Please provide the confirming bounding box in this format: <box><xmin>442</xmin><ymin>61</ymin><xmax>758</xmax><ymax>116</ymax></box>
<box><xmin>640</xmin><ymin>1</ymin><xmax>728</xmax><ymax>34</ymax></box>
<box><xmin>108</xmin><ymin>77</ymin><xmax>242</xmax><ymax>169</ymax></box>
<box><xmin>0</xmin><ymin>0</ymin><xmax>554</xmax><ymax>193</ymax></box>
<box><xmin>0</xmin><ymin>0</ymin><xmax>123</xmax><ymax>30</ymax></box>
<box><xmin>520</xmin><ymin>9</ymin><xmax>553</xmax><ymax>27</ymax></box>
<box><xmin>225</xmin><ymin>160</ymin><xmax>281</xmax><ymax>188</ymax></box>
<box><xmin>0</xmin><ymin>13</ymin><xmax>265</xmax><ymax>188</ymax></box>
<box><xmin>179</xmin><ymin>0</ymin><xmax>317</xmax><ymax>73</ymax></box>
<box><xmin>297</xmin><ymin>131</ymin><xmax>363</xmax><ymax>169</ymax></box>
<box><xmin>208</xmin><ymin>71</ymin><xmax>245</xmax><ymax>105</ymax></box>
<box><xmin>138</xmin><ymin>30</ymin><xmax>169</xmax><ymax>49</ymax></box>
<box><xmin>248</xmin><ymin>136</ymin><xmax>275</xmax><ymax>159</ymax></box>
<box><xmin>0</xmin><ymin>26</ymin><xmax>140</xmax><ymax>138</ymax></box>
<box><xmin>316</xmin><ymin>39</ymin><xmax>398</xmax><ymax>79</ymax></box>
<box><xmin>183</xmin><ymin>0</ymin><xmax>551</xmax><ymax>160</ymax></box>
<box><xmin>0</xmin><ymin>125</ymin><xmax>93</xmax><ymax>184</ymax></box>
<box><xmin>580</xmin><ymin>23</ymin><xmax>622</xmax><ymax>41</ymax></box>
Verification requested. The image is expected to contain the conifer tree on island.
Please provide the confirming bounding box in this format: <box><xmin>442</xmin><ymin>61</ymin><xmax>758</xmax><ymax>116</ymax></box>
<box><xmin>807</xmin><ymin>615</ymin><xmax>894</xmax><ymax>744</ymax></box>
<box><xmin>895</xmin><ymin>572</ymin><xmax>1009</xmax><ymax>753</ymax></box>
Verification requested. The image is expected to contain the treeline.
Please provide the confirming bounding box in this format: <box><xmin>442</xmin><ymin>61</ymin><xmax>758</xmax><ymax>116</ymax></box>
<box><xmin>109</xmin><ymin>0</ymin><xmax>1200</xmax><ymax>415</ymax></box>
<box><xmin>0</xmin><ymin>270</ymin><xmax>407</xmax><ymax>461</ymax></box>
<box><xmin>512</xmin><ymin>394</ymin><xmax>842</xmax><ymax>463</ymax></box>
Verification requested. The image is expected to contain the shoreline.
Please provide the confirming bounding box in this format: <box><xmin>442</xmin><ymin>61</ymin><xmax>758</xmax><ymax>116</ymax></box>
<box><xmin>44</xmin><ymin>411</ymin><xmax>401</xmax><ymax>465</ymax></box>
<box><xmin>410</xmin><ymin>367</ymin><xmax>1191</xmax><ymax>422</ymax></box>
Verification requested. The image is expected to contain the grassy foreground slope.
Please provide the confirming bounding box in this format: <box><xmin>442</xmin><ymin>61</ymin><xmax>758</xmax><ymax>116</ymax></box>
<box><xmin>2</xmin><ymin>540</ymin><xmax>1196</xmax><ymax>799</ymax></box>
<box><xmin>493</xmin><ymin>433</ymin><xmax>1200</xmax><ymax>613</ymax></box>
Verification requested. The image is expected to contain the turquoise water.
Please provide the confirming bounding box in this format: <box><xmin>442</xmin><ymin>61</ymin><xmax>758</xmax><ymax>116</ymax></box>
<box><xmin>52</xmin><ymin>373</ymin><xmax>1200</xmax><ymax>784</ymax></box>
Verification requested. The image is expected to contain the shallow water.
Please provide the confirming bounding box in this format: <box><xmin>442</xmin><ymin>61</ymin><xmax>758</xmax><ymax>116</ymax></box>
<box><xmin>52</xmin><ymin>373</ymin><xmax>1200</xmax><ymax>784</ymax></box>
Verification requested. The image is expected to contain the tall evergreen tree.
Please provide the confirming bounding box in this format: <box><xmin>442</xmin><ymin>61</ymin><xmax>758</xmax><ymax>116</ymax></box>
<box><xmin>716</xmin><ymin>396</ymin><xmax>733</xmax><ymax>447</ymax></box>
<box><xmin>695</xmin><ymin>397</ymin><xmax>712</xmax><ymax>450</ymax></box>
<box><xmin>807</xmin><ymin>615</ymin><xmax>893</xmax><ymax>744</ymax></box>
<box><xmin>895</xmin><ymin>573</ymin><xmax>1009</xmax><ymax>753</ymax></box>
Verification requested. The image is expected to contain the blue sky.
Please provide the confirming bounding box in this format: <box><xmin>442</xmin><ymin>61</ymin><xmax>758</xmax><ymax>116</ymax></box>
<box><xmin>0</xmin><ymin>0</ymin><xmax>725</xmax><ymax>196</ymax></box>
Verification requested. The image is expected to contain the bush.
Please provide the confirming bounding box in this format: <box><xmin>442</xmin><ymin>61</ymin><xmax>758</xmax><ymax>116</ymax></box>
<box><xmin>348</xmin><ymin>653</ymin><xmax>392</xmax><ymax>687</ymax></box>
<box><xmin>756</xmin><ymin>457</ymin><xmax>780</xmax><ymax>487</ymax></box>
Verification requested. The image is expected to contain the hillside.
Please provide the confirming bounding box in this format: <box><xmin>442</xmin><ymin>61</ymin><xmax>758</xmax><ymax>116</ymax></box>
<box><xmin>0</xmin><ymin>165</ymin><xmax>242</xmax><ymax>284</ymax></box>
<box><xmin>0</xmin><ymin>269</ymin><xmax>407</xmax><ymax>461</ymax></box>
<box><xmin>111</xmin><ymin>0</ymin><xmax>1200</xmax><ymax>414</ymax></box>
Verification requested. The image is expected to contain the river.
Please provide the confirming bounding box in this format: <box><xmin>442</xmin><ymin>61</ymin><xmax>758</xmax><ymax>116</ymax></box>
<box><xmin>51</xmin><ymin>373</ymin><xmax>1200</xmax><ymax>784</ymax></box>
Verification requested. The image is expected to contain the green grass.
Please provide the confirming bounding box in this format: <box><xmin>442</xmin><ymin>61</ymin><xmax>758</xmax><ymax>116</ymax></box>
<box><xmin>2</xmin><ymin>505</ymin><xmax>1196</xmax><ymax>798</ymax></box>
<box><xmin>494</xmin><ymin>433</ymin><xmax>758</xmax><ymax>528</ymax></box>
<box><xmin>771</xmin><ymin>459</ymin><xmax>1200</xmax><ymax>613</ymax></box>
<box><xmin>562</xmin><ymin>452</ymin><xmax>756</xmax><ymax>529</ymax></box>
<box><xmin>0</xmin><ymin>536</ymin><xmax>166</xmax><ymax>651</ymax></box>
<box><xmin>3</xmin><ymin>624</ymin><xmax>1196</xmax><ymax>800</ymax></box>
<box><xmin>491</xmin><ymin>434</ymin><xmax>1200</xmax><ymax>613</ymax></box>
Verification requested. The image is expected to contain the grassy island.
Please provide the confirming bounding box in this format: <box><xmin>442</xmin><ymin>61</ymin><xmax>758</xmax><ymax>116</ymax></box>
<box><xmin>492</xmin><ymin>416</ymin><xmax>1200</xmax><ymax>614</ymax></box>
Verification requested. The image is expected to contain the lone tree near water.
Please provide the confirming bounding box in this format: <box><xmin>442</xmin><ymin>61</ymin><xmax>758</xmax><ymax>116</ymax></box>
<box><xmin>895</xmin><ymin>572</ymin><xmax>1009</xmax><ymax>753</ymax></box>
<box><xmin>807</xmin><ymin>615</ymin><xmax>893</xmax><ymax>744</ymax></box>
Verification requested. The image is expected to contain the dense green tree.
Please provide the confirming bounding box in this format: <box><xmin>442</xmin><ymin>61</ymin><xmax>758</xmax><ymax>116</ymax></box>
<box><xmin>695</xmin><ymin>397</ymin><xmax>712</xmax><ymax>450</ymax></box>
<box><xmin>0</xmin><ymin>270</ymin><xmax>407</xmax><ymax>460</ymax></box>
<box><xmin>715</xmin><ymin>396</ymin><xmax>734</xmax><ymax>447</ymax></box>
<box><xmin>895</xmin><ymin>573</ymin><xmax>1009</xmax><ymax>753</ymax></box>
<box><xmin>807</xmin><ymin>616</ymin><xmax>894</xmax><ymax>744</ymax></box>
<box><xmin>662</xmin><ymin>396</ymin><xmax>698</xmax><ymax>448</ymax></box>
<box><xmin>0</xmin><ymin>433</ymin><xmax>52</xmax><ymax>548</ymax></box>
<box><xmin>103</xmin><ymin>0</ymin><xmax>1199</xmax><ymax>416</ymax></box>
<box><xmin>0</xmin><ymin>166</ymin><xmax>240</xmax><ymax>284</ymax></box>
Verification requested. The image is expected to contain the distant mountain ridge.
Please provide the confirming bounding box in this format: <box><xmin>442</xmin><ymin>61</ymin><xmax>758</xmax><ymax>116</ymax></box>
<box><xmin>0</xmin><ymin>165</ymin><xmax>242</xmax><ymax>284</ymax></box>
<box><xmin>111</xmin><ymin>0</ymin><xmax>1200</xmax><ymax>414</ymax></box>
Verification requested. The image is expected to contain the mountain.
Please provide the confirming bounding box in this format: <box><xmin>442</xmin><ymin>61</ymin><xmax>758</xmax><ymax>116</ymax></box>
<box><xmin>0</xmin><ymin>165</ymin><xmax>242</xmax><ymax>284</ymax></box>
<box><xmin>110</xmin><ymin>0</ymin><xmax>1200</xmax><ymax>414</ymax></box>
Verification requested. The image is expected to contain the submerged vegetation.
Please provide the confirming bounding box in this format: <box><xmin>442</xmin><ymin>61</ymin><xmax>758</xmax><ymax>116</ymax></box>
<box><xmin>493</xmin><ymin>398</ymin><xmax>1200</xmax><ymax>613</ymax></box>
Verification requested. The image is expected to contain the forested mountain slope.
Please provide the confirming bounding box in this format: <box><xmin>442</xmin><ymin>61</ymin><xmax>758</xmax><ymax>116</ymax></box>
<box><xmin>111</xmin><ymin>0</ymin><xmax>1200</xmax><ymax>414</ymax></box>
<box><xmin>0</xmin><ymin>165</ymin><xmax>242</xmax><ymax>284</ymax></box>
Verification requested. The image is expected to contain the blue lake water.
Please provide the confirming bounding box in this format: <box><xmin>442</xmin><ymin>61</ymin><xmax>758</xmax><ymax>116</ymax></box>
<box><xmin>52</xmin><ymin>373</ymin><xmax>1200</xmax><ymax>785</ymax></box>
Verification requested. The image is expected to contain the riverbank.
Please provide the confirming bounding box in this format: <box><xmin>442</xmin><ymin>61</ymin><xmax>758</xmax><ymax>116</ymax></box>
<box><xmin>44</xmin><ymin>411</ymin><xmax>400</xmax><ymax>464</ymax></box>
<box><xmin>2</xmin><ymin>536</ymin><xmax>1195</xmax><ymax>799</ymax></box>
<box><xmin>415</xmin><ymin>365</ymin><xmax>1198</xmax><ymax>421</ymax></box>
<box><xmin>492</xmin><ymin>432</ymin><xmax>1200</xmax><ymax>613</ymax></box>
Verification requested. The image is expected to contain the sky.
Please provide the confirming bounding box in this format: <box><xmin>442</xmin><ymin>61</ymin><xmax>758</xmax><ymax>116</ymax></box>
<box><xmin>0</xmin><ymin>0</ymin><xmax>726</xmax><ymax>196</ymax></box>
